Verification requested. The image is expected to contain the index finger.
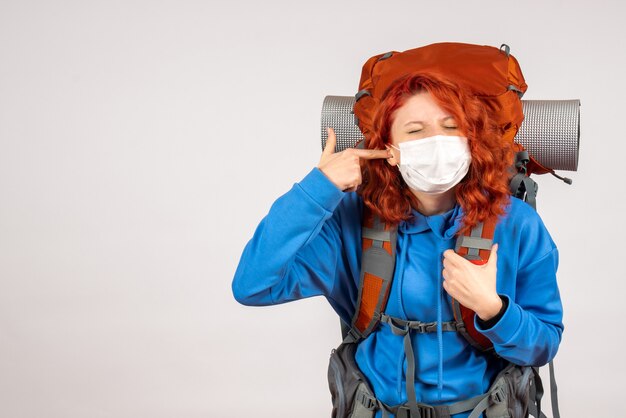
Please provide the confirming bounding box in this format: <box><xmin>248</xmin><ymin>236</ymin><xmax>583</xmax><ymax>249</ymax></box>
<box><xmin>351</xmin><ymin>149</ymin><xmax>391</xmax><ymax>160</ymax></box>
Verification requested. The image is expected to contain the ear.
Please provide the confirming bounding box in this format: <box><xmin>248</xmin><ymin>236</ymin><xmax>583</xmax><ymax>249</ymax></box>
<box><xmin>385</xmin><ymin>145</ymin><xmax>399</xmax><ymax>167</ymax></box>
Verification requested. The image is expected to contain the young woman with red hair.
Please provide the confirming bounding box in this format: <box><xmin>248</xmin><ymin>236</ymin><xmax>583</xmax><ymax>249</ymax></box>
<box><xmin>358</xmin><ymin>73</ymin><xmax>513</xmax><ymax>234</ymax></box>
<box><xmin>232</xmin><ymin>72</ymin><xmax>563</xmax><ymax>418</ymax></box>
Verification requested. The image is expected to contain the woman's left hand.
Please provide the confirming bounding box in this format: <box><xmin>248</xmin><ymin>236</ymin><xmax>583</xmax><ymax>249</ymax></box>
<box><xmin>442</xmin><ymin>244</ymin><xmax>503</xmax><ymax>321</ymax></box>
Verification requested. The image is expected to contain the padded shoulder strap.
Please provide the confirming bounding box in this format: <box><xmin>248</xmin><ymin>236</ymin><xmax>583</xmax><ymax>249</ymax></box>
<box><xmin>345</xmin><ymin>207</ymin><xmax>397</xmax><ymax>343</ymax></box>
<box><xmin>452</xmin><ymin>218</ymin><xmax>498</xmax><ymax>352</ymax></box>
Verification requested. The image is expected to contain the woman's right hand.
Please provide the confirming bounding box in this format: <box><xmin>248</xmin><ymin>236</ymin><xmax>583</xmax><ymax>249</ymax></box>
<box><xmin>318</xmin><ymin>127</ymin><xmax>390</xmax><ymax>192</ymax></box>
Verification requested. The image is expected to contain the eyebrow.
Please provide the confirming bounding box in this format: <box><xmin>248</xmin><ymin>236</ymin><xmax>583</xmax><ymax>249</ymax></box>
<box><xmin>404</xmin><ymin>116</ymin><xmax>456</xmax><ymax>127</ymax></box>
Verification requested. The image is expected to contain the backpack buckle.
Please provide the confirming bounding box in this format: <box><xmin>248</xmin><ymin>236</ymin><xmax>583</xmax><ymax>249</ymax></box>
<box><xmin>411</xmin><ymin>321</ymin><xmax>437</xmax><ymax>334</ymax></box>
<box><xmin>356</xmin><ymin>391</ymin><xmax>377</xmax><ymax>410</ymax></box>
<box><xmin>414</xmin><ymin>323</ymin><xmax>433</xmax><ymax>333</ymax></box>
<box><xmin>397</xmin><ymin>403</ymin><xmax>437</xmax><ymax>418</ymax></box>
<box><xmin>363</xmin><ymin>396</ymin><xmax>376</xmax><ymax>410</ymax></box>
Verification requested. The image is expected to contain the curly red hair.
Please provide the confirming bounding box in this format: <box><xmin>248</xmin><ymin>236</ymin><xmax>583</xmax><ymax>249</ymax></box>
<box><xmin>358</xmin><ymin>72</ymin><xmax>514</xmax><ymax>235</ymax></box>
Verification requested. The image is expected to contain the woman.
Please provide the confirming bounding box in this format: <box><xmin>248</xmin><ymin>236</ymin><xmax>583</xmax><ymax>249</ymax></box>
<box><xmin>232</xmin><ymin>72</ymin><xmax>563</xmax><ymax>418</ymax></box>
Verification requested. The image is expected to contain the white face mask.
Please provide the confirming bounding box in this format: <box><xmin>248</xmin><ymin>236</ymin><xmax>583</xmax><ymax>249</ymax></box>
<box><xmin>391</xmin><ymin>135</ymin><xmax>471</xmax><ymax>195</ymax></box>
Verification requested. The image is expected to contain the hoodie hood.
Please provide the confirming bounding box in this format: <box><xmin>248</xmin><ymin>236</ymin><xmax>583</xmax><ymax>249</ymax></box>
<box><xmin>399</xmin><ymin>204</ymin><xmax>464</xmax><ymax>238</ymax></box>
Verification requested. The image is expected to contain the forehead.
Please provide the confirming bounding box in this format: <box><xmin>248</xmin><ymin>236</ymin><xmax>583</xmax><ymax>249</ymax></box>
<box><xmin>393</xmin><ymin>91</ymin><xmax>452</xmax><ymax>123</ymax></box>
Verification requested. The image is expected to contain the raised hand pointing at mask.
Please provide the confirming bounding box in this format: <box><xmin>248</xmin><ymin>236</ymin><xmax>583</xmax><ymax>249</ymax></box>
<box><xmin>318</xmin><ymin>127</ymin><xmax>390</xmax><ymax>192</ymax></box>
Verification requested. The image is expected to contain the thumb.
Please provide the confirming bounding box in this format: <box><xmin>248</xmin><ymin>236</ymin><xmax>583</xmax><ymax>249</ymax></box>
<box><xmin>322</xmin><ymin>127</ymin><xmax>337</xmax><ymax>158</ymax></box>
<box><xmin>487</xmin><ymin>243</ymin><xmax>498</xmax><ymax>267</ymax></box>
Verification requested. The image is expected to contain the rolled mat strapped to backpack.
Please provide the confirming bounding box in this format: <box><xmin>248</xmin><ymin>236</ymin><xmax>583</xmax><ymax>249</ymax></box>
<box><xmin>320</xmin><ymin>96</ymin><xmax>580</xmax><ymax>174</ymax></box>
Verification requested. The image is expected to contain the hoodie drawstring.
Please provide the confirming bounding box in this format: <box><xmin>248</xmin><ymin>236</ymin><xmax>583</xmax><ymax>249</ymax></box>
<box><xmin>390</xmin><ymin>207</ymin><xmax>461</xmax><ymax>408</ymax></box>
<box><xmin>394</xmin><ymin>235</ymin><xmax>410</xmax><ymax>397</ymax></box>
<box><xmin>437</xmin><ymin>245</ymin><xmax>444</xmax><ymax>400</ymax></box>
<box><xmin>390</xmin><ymin>232</ymin><xmax>453</xmax><ymax>409</ymax></box>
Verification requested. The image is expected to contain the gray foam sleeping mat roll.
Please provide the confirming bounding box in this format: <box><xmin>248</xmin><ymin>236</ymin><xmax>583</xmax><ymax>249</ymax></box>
<box><xmin>320</xmin><ymin>96</ymin><xmax>580</xmax><ymax>172</ymax></box>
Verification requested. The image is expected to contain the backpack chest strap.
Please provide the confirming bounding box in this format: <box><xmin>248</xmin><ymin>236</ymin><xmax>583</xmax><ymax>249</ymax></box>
<box><xmin>379</xmin><ymin>313</ymin><xmax>459</xmax><ymax>416</ymax></box>
<box><xmin>380</xmin><ymin>313</ymin><xmax>459</xmax><ymax>334</ymax></box>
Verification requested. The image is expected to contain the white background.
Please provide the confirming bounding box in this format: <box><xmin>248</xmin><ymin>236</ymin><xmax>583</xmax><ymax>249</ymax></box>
<box><xmin>1</xmin><ymin>0</ymin><xmax>624</xmax><ymax>417</ymax></box>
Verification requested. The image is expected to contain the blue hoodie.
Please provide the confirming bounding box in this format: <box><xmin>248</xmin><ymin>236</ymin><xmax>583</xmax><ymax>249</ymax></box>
<box><xmin>232</xmin><ymin>168</ymin><xmax>563</xmax><ymax>418</ymax></box>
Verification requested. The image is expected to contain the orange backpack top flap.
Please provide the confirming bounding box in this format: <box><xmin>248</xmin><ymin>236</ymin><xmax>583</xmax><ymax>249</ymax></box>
<box><xmin>353</xmin><ymin>42</ymin><xmax>527</xmax><ymax>147</ymax></box>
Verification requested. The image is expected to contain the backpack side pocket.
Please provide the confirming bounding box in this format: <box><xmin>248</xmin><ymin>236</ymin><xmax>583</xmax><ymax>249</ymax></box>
<box><xmin>485</xmin><ymin>364</ymin><xmax>535</xmax><ymax>418</ymax></box>
<box><xmin>328</xmin><ymin>342</ymin><xmax>376</xmax><ymax>418</ymax></box>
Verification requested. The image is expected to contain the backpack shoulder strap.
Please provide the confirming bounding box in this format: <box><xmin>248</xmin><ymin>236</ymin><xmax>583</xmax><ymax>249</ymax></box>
<box><xmin>451</xmin><ymin>218</ymin><xmax>498</xmax><ymax>352</ymax></box>
<box><xmin>344</xmin><ymin>207</ymin><xmax>397</xmax><ymax>343</ymax></box>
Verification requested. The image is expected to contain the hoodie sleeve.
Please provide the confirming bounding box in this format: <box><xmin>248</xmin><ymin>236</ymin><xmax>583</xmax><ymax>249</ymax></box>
<box><xmin>475</xmin><ymin>203</ymin><xmax>564</xmax><ymax>367</ymax></box>
<box><xmin>231</xmin><ymin>168</ymin><xmax>354</xmax><ymax>308</ymax></box>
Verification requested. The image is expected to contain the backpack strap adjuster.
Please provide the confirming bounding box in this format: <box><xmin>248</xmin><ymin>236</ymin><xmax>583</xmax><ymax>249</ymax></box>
<box><xmin>490</xmin><ymin>386</ymin><xmax>506</xmax><ymax>404</ymax></box>
<box><xmin>455</xmin><ymin>222</ymin><xmax>493</xmax><ymax>261</ymax></box>
<box><xmin>356</xmin><ymin>390</ymin><xmax>377</xmax><ymax>410</ymax></box>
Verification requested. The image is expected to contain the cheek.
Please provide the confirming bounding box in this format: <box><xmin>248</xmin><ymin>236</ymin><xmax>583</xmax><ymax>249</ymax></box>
<box><xmin>388</xmin><ymin>128</ymin><xmax>399</xmax><ymax>147</ymax></box>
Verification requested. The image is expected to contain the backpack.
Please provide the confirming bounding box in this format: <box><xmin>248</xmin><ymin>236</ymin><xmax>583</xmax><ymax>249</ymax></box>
<box><xmin>329</xmin><ymin>209</ymin><xmax>547</xmax><ymax>418</ymax></box>
<box><xmin>322</xmin><ymin>42</ymin><xmax>578</xmax><ymax>418</ymax></box>
<box><xmin>323</xmin><ymin>42</ymin><xmax>579</xmax><ymax>207</ymax></box>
